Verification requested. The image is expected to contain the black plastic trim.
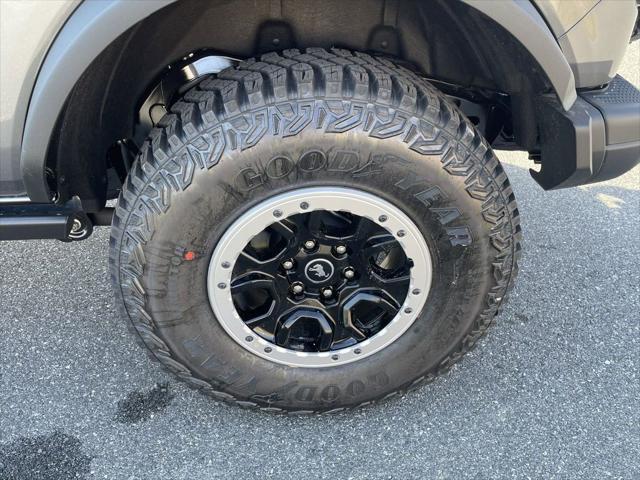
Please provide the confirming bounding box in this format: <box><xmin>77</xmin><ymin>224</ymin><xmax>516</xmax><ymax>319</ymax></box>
<box><xmin>0</xmin><ymin>203</ymin><xmax>74</xmax><ymax>241</ymax></box>
<box><xmin>0</xmin><ymin>215</ymin><xmax>71</xmax><ymax>241</ymax></box>
<box><xmin>532</xmin><ymin>75</ymin><xmax>640</xmax><ymax>189</ymax></box>
<box><xmin>581</xmin><ymin>75</ymin><xmax>640</xmax><ymax>145</ymax></box>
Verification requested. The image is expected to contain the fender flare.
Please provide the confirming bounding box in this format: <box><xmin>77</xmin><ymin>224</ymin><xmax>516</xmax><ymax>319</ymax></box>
<box><xmin>461</xmin><ymin>0</ymin><xmax>576</xmax><ymax>110</ymax></box>
<box><xmin>20</xmin><ymin>0</ymin><xmax>575</xmax><ymax>202</ymax></box>
<box><xmin>20</xmin><ymin>0</ymin><xmax>177</xmax><ymax>203</ymax></box>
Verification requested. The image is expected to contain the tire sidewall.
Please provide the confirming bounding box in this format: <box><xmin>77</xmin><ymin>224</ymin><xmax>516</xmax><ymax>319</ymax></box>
<box><xmin>124</xmin><ymin>122</ymin><xmax>499</xmax><ymax>410</ymax></box>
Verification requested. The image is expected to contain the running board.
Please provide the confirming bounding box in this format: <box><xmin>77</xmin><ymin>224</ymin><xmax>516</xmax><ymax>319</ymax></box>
<box><xmin>0</xmin><ymin>198</ymin><xmax>113</xmax><ymax>241</ymax></box>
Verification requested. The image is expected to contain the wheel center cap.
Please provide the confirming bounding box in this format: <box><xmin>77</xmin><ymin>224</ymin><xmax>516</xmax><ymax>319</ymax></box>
<box><xmin>305</xmin><ymin>258</ymin><xmax>335</xmax><ymax>283</ymax></box>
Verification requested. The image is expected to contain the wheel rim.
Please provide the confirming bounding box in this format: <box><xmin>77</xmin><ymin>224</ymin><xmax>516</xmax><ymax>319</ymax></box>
<box><xmin>207</xmin><ymin>187</ymin><xmax>432</xmax><ymax>367</ymax></box>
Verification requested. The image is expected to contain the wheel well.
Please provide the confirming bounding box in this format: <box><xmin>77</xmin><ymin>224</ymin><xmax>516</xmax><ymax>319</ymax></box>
<box><xmin>48</xmin><ymin>0</ymin><xmax>552</xmax><ymax>210</ymax></box>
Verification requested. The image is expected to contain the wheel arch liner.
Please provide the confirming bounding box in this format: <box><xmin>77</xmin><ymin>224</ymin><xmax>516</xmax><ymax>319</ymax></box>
<box><xmin>19</xmin><ymin>0</ymin><xmax>575</xmax><ymax>203</ymax></box>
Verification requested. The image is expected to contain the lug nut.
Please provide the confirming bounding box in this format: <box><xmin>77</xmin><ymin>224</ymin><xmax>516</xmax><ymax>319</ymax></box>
<box><xmin>343</xmin><ymin>267</ymin><xmax>356</xmax><ymax>280</ymax></box>
<box><xmin>303</xmin><ymin>240</ymin><xmax>317</xmax><ymax>251</ymax></box>
<box><xmin>321</xmin><ymin>287</ymin><xmax>334</xmax><ymax>298</ymax></box>
<box><xmin>334</xmin><ymin>245</ymin><xmax>347</xmax><ymax>255</ymax></box>
<box><xmin>282</xmin><ymin>259</ymin><xmax>294</xmax><ymax>270</ymax></box>
<box><xmin>291</xmin><ymin>282</ymin><xmax>305</xmax><ymax>295</ymax></box>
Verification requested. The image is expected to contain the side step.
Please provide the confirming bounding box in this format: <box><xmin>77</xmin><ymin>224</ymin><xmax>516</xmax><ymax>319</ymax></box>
<box><xmin>0</xmin><ymin>199</ymin><xmax>113</xmax><ymax>241</ymax></box>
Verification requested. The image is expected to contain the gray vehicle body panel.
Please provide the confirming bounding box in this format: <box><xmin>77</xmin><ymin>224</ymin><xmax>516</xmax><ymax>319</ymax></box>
<box><xmin>0</xmin><ymin>0</ymin><xmax>79</xmax><ymax>198</ymax></box>
<box><xmin>0</xmin><ymin>0</ymin><xmax>636</xmax><ymax>203</ymax></box>
<box><xmin>556</xmin><ymin>0</ymin><xmax>638</xmax><ymax>87</ymax></box>
<box><xmin>533</xmin><ymin>0</ymin><xmax>599</xmax><ymax>36</ymax></box>
<box><xmin>534</xmin><ymin>0</ymin><xmax>638</xmax><ymax>88</ymax></box>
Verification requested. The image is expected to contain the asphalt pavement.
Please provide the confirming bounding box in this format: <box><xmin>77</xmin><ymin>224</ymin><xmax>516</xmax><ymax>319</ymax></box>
<box><xmin>1</xmin><ymin>45</ymin><xmax>638</xmax><ymax>480</ymax></box>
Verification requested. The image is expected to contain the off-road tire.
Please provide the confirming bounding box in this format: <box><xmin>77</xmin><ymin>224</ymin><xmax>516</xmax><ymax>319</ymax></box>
<box><xmin>109</xmin><ymin>48</ymin><xmax>522</xmax><ymax>413</ymax></box>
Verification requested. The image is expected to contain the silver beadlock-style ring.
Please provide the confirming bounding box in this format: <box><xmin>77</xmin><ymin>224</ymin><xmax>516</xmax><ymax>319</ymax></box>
<box><xmin>207</xmin><ymin>187</ymin><xmax>432</xmax><ymax>367</ymax></box>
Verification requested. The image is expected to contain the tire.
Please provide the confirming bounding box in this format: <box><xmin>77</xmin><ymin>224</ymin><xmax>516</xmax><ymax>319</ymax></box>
<box><xmin>109</xmin><ymin>48</ymin><xmax>522</xmax><ymax>413</ymax></box>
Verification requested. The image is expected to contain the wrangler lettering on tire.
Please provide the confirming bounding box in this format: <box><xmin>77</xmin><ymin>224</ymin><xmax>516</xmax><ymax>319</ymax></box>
<box><xmin>110</xmin><ymin>48</ymin><xmax>521</xmax><ymax>413</ymax></box>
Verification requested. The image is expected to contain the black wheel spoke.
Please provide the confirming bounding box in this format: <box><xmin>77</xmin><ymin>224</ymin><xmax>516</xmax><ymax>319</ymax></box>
<box><xmin>340</xmin><ymin>290</ymin><xmax>400</xmax><ymax>341</ymax></box>
<box><xmin>352</xmin><ymin>215</ymin><xmax>383</xmax><ymax>241</ymax></box>
<box><xmin>234</xmin><ymin>251</ymin><xmax>264</xmax><ymax>271</ymax></box>
<box><xmin>234</xmin><ymin>220</ymin><xmax>297</xmax><ymax>272</ymax></box>
<box><xmin>369</xmin><ymin>273</ymin><xmax>410</xmax><ymax>304</ymax></box>
<box><xmin>269</xmin><ymin>220</ymin><xmax>296</xmax><ymax>242</ymax></box>
<box><xmin>335</xmin><ymin>319</ymin><xmax>366</xmax><ymax>342</ymax></box>
<box><xmin>230</xmin><ymin>272</ymin><xmax>282</xmax><ymax>333</ymax></box>
<box><xmin>305</xmin><ymin>211</ymin><xmax>326</xmax><ymax>238</ymax></box>
<box><xmin>274</xmin><ymin>306</ymin><xmax>334</xmax><ymax>352</ymax></box>
<box><xmin>230</xmin><ymin>274</ymin><xmax>275</xmax><ymax>293</ymax></box>
<box><xmin>362</xmin><ymin>233</ymin><xmax>397</xmax><ymax>258</ymax></box>
<box><xmin>244</xmin><ymin>305</ymin><xmax>277</xmax><ymax>328</ymax></box>
<box><xmin>361</xmin><ymin>233</ymin><xmax>412</xmax><ymax>283</ymax></box>
<box><xmin>234</xmin><ymin>251</ymin><xmax>279</xmax><ymax>277</ymax></box>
